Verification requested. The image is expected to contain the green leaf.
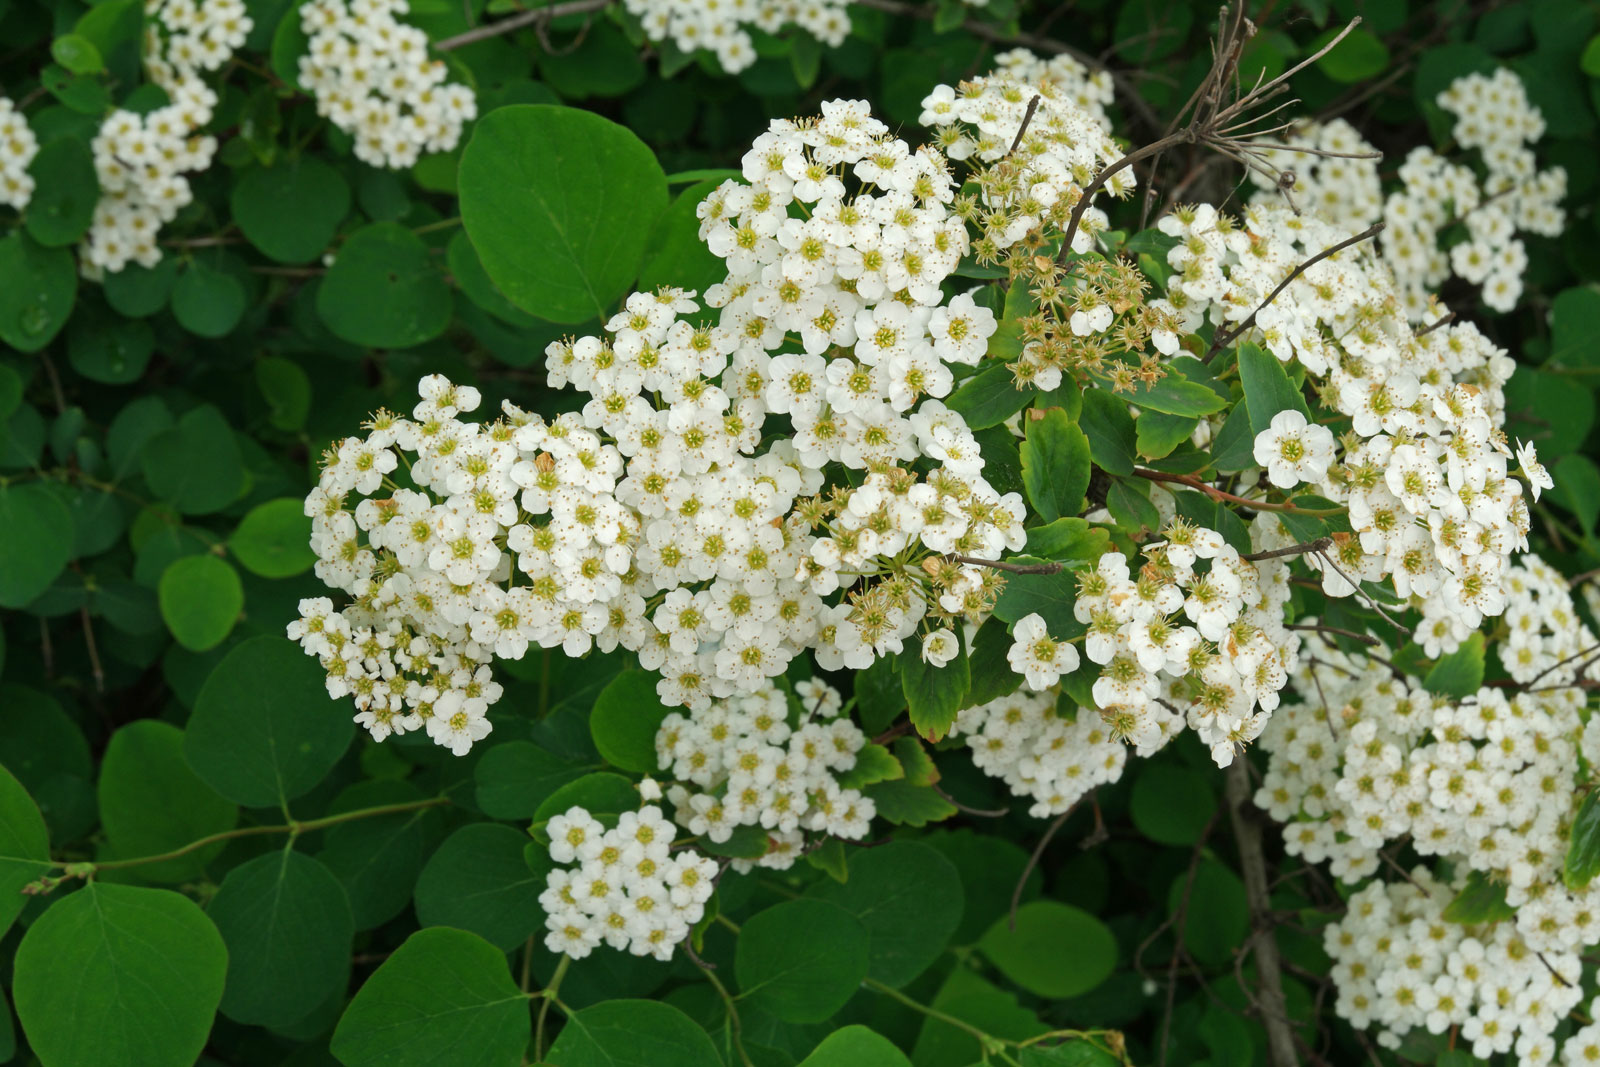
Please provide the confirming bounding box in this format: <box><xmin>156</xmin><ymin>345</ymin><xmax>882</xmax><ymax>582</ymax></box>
<box><xmin>545</xmin><ymin>999</ymin><xmax>724</xmax><ymax>1067</ymax></box>
<box><xmin>0</xmin><ymin>766</ymin><xmax>50</xmax><ymax>939</ymax></box>
<box><xmin>1209</xmin><ymin>402</ymin><xmax>1256</xmax><ymax>472</ymax></box>
<box><xmin>1583</xmin><ymin>34</ymin><xmax>1600</xmax><ymax>76</ymax></box>
<box><xmin>0</xmin><ymin>685</ymin><xmax>93</xmax><ymax>843</ymax></box>
<box><xmin>736</xmin><ymin>899</ymin><xmax>870</xmax><ymax>1023</ymax></box>
<box><xmin>979</xmin><ymin>901</ymin><xmax>1116</xmax><ymax>999</ymax></box>
<box><xmin>1114</xmin><ymin>0</ymin><xmax>1192</xmax><ymax>61</ymax></box>
<box><xmin>637</xmin><ymin>178</ymin><xmax>726</xmax><ymax>295</ymax></box>
<box><xmin>140</xmin><ymin>403</ymin><xmax>246</xmax><ymax>515</ymax></box>
<box><xmin>1552</xmin><ymin>454</ymin><xmax>1600</xmax><ymax>536</ymax></box>
<box><xmin>317</xmin><ymin>222</ymin><xmax>452</xmax><ymax>349</ymax></box>
<box><xmin>1077</xmin><ymin>388</ymin><xmax>1136</xmax><ymax>475</ymax></box>
<box><xmin>589</xmin><ymin>671</ymin><xmax>672</xmax><ymax>773</ymax></box>
<box><xmin>903</xmin><ymin>634</ymin><xmax>969</xmax><ymax>743</ymax></box>
<box><xmin>798</xmin><ymin>1026</ymin><xmax>912</xmax><ymax>1067</ymax></box>
<box><xmin>171</xmin><ymin>260</ymin><xmax>246</xmax><ymax>338</ymax></box>
<box><xmin>986</xmin><ymin>279</ymin><xmax>1035</xmax><ymax>363</ymax></box>
<box><xmin>1314</xmin><ymin>25</ymin><xmax>1391</xmax><ymax>81</ymax></box>
<box><xmin>186</xmin><ymin>635</ymin><xmax>356</xmax><ymax>808</ymax></box>
<box><xmin>810</xmin><ymin>840</ymin><xmax>963</xmax><ymax>988</ymax></box>
<box><xmin>1423</xmin><ymin>632</ymin><xmax>1485</xmax><ymax>699</ymax></box>
<box><xmin>1566</xmin><ymin>789</ymin><xmax>1600</xmax><ymax>891</ymax></box>
<box><xmin>228</xmin><ymin>497</ymin><xmax>315</xmax><ymax>578</ymax></box>
<box><xmin>157</xmin><ymin>554</ymin><xmax>243</xmax><ymax>652</ymax></box>
<box><xmin>945</xmin><ymin>363</ymin><xmax>1032</xmax><ymax>431</ymax></box>
<box><xmin>98</xmin><ymin>720</ymin><xmax>237</xmax><ymax>883</ymax></box>
<box><xmin>1111</xmin><ymin>369</ymin><xmax>1228</xmax><ymax>417</ymax></box>
<box><xmin>67</xmin><ymin>312</ymin><xmax>153</xmax><ymax>384</ymax></box>
<box><xmin>413</xmin><ymin>823</ymin><xmax>546</xmax><ymax>951</ymax></box>
<box><xmin>1130</xmin><ymin>764</ymin><xmax>1216</xmax><ymax>846</ymax></box>
<box><xmin>1105</xmin><ymin>476</ymin><xmax>1161</xmax><ymax>536</ymax></box>
<box><xmin>862</xmin><ymin>779</ymin><xmax>957</xmax><ymax>827</ymax></box>
<box><xmin>231</xmin><ymin>157</ymin><xmax>351</xmax><ymax>264</ymax></box>
<box><xmin>15</xmin><ymin>883</ymin><xmax>227</xmax><ymax>1067</ymax></box>
<box><xmin>1504</xmin><ymin>366</ymin><xmax>1595</xmax><ymax>456</ymax></box>
<box><xmin>1136</xmin><ymin>410</ymin><xmax>1200</xmax><ymax>460</ymax></box>
<box><xmin>0</xmin><ymin>483</ymin><xmax>75</xmax><ymax>608</ymax></box>
<box><xmin>1166</xmin><ymin>859</ymin><xmax>1247</xmax><ymax>966</ymax></box>
<box><xmin>991</xmin><ymin>557</ymin><xmax>1083</xmax><ymax>637</ymax></box>
<box><xmin>910</xmin><ymin>966</ymin><xmax>1046</xmax><ymax>1065</ymax></box>
<box><xmin>531</xmin><ymin>771</ymin><xmax>640</xmax><ymax>832</ymax></box>
<box><xmin>1442</xmin><ymin>869</ymin><xmax>1516</xmax><ymax>924</ymax></box>
<box><xmin>50</xmin><ymin>34</ymin><xmax>104</xmax><ymax>74</ymax></box>
<box><xmin>0</xmin><ymin>233</ymin><xmax>76</xmax><ymax>353</ymax></box>
<box><xmin>24</xmin><ymin>137</ymin><xmax>98</xmax><ymax>247</ymax></box>
<box><xmin>256</xmin><ymin>355</ymin><xmax>312</xmax><ymax>431</ymax></box>
<box><xmin>317</xmin><ymin>781</ymin><xmax>444</xmax><ymax>931</ymax></box>
<box><xmin>835</xmin><ymin>743</ymin><xmax>903</xmax><ymax>791</ymax></box>
<box><xmin>963</xmin><ymin>616</ymin><xmax>1023</xmax><ymax>708</ymax></box>
<box><xmin>102</xmin><ymin>258</ymin><xmax>177</xmax><ymax>318</ymax></box>
<box><xmin>1238</xmin><ymin>342</ymin><xmax>1311</xmax><ymax>437</ymax></box>
<box><xmin>209</xmin><ymin>847</ymin><xmax>354</xmax><ymax>1027</ymax></box>
<box><xmin>1021</xmin><ymin>408</ymin><xmax>1091</xmax><ymax>522</ymax></box>
<box><xmin>475</xmin><ymin>740</ymin><xmax>592</xmax><ymax>819</ymax></box>
<box><xmin>330</xmin><ymin>927</ymin><xmax>530</xmax><ymax>1067</ymax></box>
<box><xmin>459</xmin><ymin>104</ymin><xmax>668</xmax><ymax>324</ymax></box>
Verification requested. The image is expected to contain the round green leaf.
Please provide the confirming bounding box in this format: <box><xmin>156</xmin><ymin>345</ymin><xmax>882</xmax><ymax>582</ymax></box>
<box><xmin>24</xmin><ymin>137</ymin><xmax>98</xmax><ymax>247</ymax></box>
<box><xmin>67</xmin><ymin>313</ymin><xmax>154</xmax><ymax>384</ymax></box>
<box><xmin>475</xmin><ymin>740</ymin><xmax>592</xmax><ymax>819</ymax></box>
<box><xmin>1165</xmin><ymin>859</ymin><xmax>1248</xmax><ymax>967</ymax></box>
<box><xmin>545</xmin><ymin>999</ymin><xmax>723</xmax><ymax>1067</ymax></box>
<box><xmin>810</xmin><ymin>840</ymin><xmax>963</xmax><ymax>988</ymax></box>
<box><xmin>458</xmin><ymin>104</ymin><xmax>668</xmax><ymax>324</ymax></box>
<box><xmin>0</xmin><ymin>483</ymin><xmax>75</xmax><ymax>607</ymax></box>
<box><xmin>49</xmin><ymin>34</ymin><xmax>104</xmax><ymax>74</ymax></box>
<box><xmin>186</xmin><ymin>635</ymin><xmax>356</xmax><ymax>808</ymax></box>
<box><xmin>0</xmin><ymin>232</ymin><xmax>76</xmax><ymax>352</ymax></box>
<box><xmin>1130</xmin><ymin>764</ymin><xmax>1216</xmax><ymax>846</ymax></box>
<box><xmin>0</xmin><ymin>765</ymin><xmax>51</xmax><ymax>940</ymax></box>
<box><xmin>256</xmin><ymin>356</ymin><xmax>312</xmax><ymax>432</ymax></box>
<box><xmin>171</xmin><ymin>260</ymin><xmax>246</xmax><ymax>338</ymax></box>
<box><xmin>102</xmin><ymin>258</ymin><xmax>177</xmax><ymax>318</ymax></box>
<box><xmin>317</xmin><ymin>780</ymin><xmax>445</xmax><ymax>930</ymax></box>
<box><xmin>15</xmin><ymin>883</ymin><xmax>227</xmax><ymax>1067</ymax></box>
<box><xmin>140</xmin><ymin>403</ymin><xmax>246</xmax><ymax>515</ymax></box>
<box><xmin>158</xmin><ymin>554</ymin><xmax>243</xmax><ymax>652</ymax></box>
<box><xmin>209</xmin><ymin>847</ymin><xmax>353</xmax><ymax>1028</ymax></box>
<box><xmin>735</xmin><ymin>899</ymin><xmax>870</xmax><ymax>1023</ymax></box>
<box><xmin>531</xmin><ymin>771</ymin><xmax>641</xmax><ymax>831</ymax></box>
<box><xmin>316</xmin><ymin>222</ymin><xmax>451</xmax><ymax>349</ymax></box>
<box><xmin>636</xmin><ymin>178</ymin><xmax>726</xmax><ymax>295</ymax></box>
<box><xmin>589</xmin><ymin>671</ymin><xmax>673</xmax><ymax>773</ymax></box>
<box><xmin>330</xmin><ymin>926</ymin><xmax>530</xmax><ymax>1067</ymax></box>
<box><xmin>99</xmin><ymin>720</ymin><xmax>237</xmax><ymax>882</ymax></box>
<box><xmin>1314</xmin><ymin>26</ymin><xmax>1391</xmax><ymax>82</ymax></box>
<box><xmin>979</xmin><ymin>901</ymin><xmax>1116</xmax><ymax>999</ymax></box>
<box><xmin>446</xmin><ymin>229</ymin><xmax>538</xmax><ymax>327</ymax></box>
<box><xmin>413</xmin><ymin>823</ymin><xmax>545</xmax><ymax>950</ymax></box>
<box><xmin>0</xmin><ymin>685</ymin><xmax>93</xmax><ymax>843</ymax></box>
<box><xmin>232</xmin><ymin>157</ymin><xmax>351</xmax><ymax>264</ymax></box>
<box><xmin>799</xmin><ymin>1026</ymin><xmax>913</xmax><ymax>1067</ymax></box>
<box><xmin>229</xmin><ymin>497</ymin><xmax>315</xmax><ymax>578</ymax></box>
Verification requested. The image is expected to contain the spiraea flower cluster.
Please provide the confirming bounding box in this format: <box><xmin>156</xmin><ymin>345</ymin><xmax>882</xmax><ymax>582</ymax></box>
<box><xmin>82</xmin><ymin>0</ymin><xmax>250</xmax><ymax>273</ymax></box>
<box><xmin>656</xmin><ymin>678</ymin><xmax>874</xmax><ymax>870</ymax></box>
<box><xmin>540</xmin><ymin>800</ymin><xmax>718</xmax><ymax>962</ymax></box>
<box><xmin>621</xmin><ymin>0</ymin><xmax>850</xmax><ymax>74</ymax></box>
<box><xmin>1252</xmin><ymin>68</ymin><xmax>1565</xmax><ymax>316</ymax></box>
<box><xmin>1159</xmin><ymin>200</ymin><xmax>1544</xmax><ymax>656</ymax></box>
<box><xmin>1258</xmin><ymin>563</ymin><xmax>1600</xmax><ymax>1064</ymax></box>
<box><xmin>0</xmin><ymin>97</ymin><xmax>38</xmax><ymax>211</ymax></box>
<box><xmin>299</xmin><ymin>0</ymin><xmax>476</xmax><ymax>170</ymax></box>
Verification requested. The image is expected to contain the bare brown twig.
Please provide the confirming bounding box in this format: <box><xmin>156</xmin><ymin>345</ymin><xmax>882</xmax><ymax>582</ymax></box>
<box><xmin>1226</xmin><ymin>760</ymin><xmax>1299</xmax><ymax>1067</ymax></box>
<box><xmin>433</xmin><ymin>0</ymin><xmax>610</xmax><ymax>51</ymax></box>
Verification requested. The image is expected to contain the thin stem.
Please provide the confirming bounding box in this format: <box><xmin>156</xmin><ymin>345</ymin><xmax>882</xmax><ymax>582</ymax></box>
<box><xmin>1133</xmin><ymin>468</ymin><xmax>1346</xmax><ymax>515</ymax></box>
<box><xmin>1208</xmin><ymin>223</ymin><xmax>1385</xmax><ymax>357</ymax></box>
<box><xmin>433</xmin><ymin>0</ymin><xmax>610</xmax><ymax>51</ymax></box>
<box><xmin>696</xmin><ymin>955</ymin><xmax>756</xmax><ymax>1067</ymax></box>
<box><xmin>1006</xmin><ymin>95</ymin><xmax>1042</xmax><ymax>157</ymax></box>
<box><xmin>864</xmin><ymin>978</ymin><xmax>996</xmax><ymax>1046</ymax></box>
<box><xmin>1241</xmin><ymin>536</ymin><xmax>1333</xmax><ymax>562</ymax></box>
<box><xmin>1286</xmin><ymin>622</ymin><xmax>1378</xmax><ymax>647</ymax></box>
<box><xmin>534</xmin><ymin>954</ymin><xmax>571</xmax><ymax>1061</ymax></box>
<box><xmin>1225</xmin><ymin>760</ymin><xmax>1299</xmax><ymax>1067</ymax></box>
<box><xmin>951</xmin><ymin>554</ymin><xmax>1064</xmax><ymax>575</ymax></box>
<box><xmin>61</xmin><ymin>796</ymin><xmax>450</xmax><ymax>873</ymax></box>
<box><xmin>1011</xmin><ymin>803</ymin><xmax>1075</xmax><ymax>930</ymax></box>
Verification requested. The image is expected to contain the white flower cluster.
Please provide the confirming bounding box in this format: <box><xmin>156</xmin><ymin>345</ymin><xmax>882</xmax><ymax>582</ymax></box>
<box><xmin>1252</xmin><ymin>69</ymin><xmax>1565</xmax><ymax>316</ymax></box>
<box><xmin>0</xmin><ymin>97</ymin><xmax>38</xmax><ymax>211</ymax></box>
<box><xmin>82</xmin><ymin>0</ymin><xmax>250</xmax><ymax>273</ymax></box>
<box><xmin>540</xmin><ymin>801</ymin><xmax>718</xmax><ymax>961</ymax></box>
<box><xmin>983</xmin><ymin>47</ymin><xmax>1117</xmax><ymax>131</ymax></box>
<box><xmin>299</xmin><ymin>0</ymin><xmax>476</xmax><ymax>170</ymax></box>
<box><xmin>622</xmin><ymin>0</ymin><xmax>850</xmax><ymax>73</ymax></box>
<box><xmin>1324</xmin><ymin>871</ymin><xmax>1580</xmax><ymax>1065</ymax></box>
<box><xmin>949</xmin><ymin>685</ymin><xmax>1129</xmax><ymax>818</ymax></box>
<box><xmin>919</xmin><ymin>58</ymin><xmax>1131</xmax><ymax>256</ymax></box>
<box><xmin>1258</xmin><ymin>560</ymin><xmax>1600</xmax><ymax>1063</ymax></box>
<box><xmin>1160</xmin><ymin>201</ymin><xmax>1542</xmax><ymax>657</ymax></box>
<box><xmin>656</xmin><ymin>677</ymin><xmax>875</xmax><ymax>871</ymax></box>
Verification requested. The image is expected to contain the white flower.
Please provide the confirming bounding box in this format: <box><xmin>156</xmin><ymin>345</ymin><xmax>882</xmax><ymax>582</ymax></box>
<box><xmin>1006</xmin><ymin>613</ymin><xmax>1079</xmax><ymax>691</ymax></box>
<box><xmin>1515</xmin><ymin>439</ymin><xmax>1553</xmax><ymax>501</ymax></box>
<box><xmin>921</xmin><ymin>628</ymin><xmax>959</xmax><ymax>667</ymax></box>
<box><xmin>1252</xmin><ymin>409</ymin><xmax>1336</xmax><ymax>490</ymax></box>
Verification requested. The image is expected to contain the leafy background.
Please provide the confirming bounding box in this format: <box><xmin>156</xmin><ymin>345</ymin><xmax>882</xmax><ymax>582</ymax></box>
<box><xmin>0</xmin><ymin>0</ymin><xmax>1599</xmax><ymax>1065</ymax></box>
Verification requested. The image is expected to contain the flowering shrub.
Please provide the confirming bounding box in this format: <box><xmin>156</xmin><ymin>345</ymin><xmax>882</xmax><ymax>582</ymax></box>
<box><xmin>3</xmin><ymin>2</ymin><xmax>1600</xmax><ymax>1067</ymax></box>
